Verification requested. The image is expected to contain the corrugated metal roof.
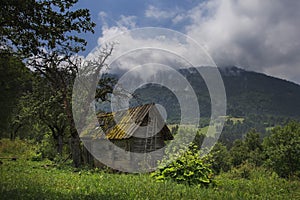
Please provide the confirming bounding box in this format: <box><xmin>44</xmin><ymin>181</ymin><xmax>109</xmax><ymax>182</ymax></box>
<box><xmin>97</xmin><ymin>103</ymin><xmax>154</xmax><ymax>139</ymax></box>
<box><xmin>96</xmin><ymin>103</ymin><xmax>173</xmax><ymax>140</ymax></box>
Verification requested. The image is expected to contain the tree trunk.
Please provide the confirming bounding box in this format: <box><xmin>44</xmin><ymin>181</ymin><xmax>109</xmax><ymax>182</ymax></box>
<box><xmin>63</xmin><ymin>92</ymin><xmax>82</xmax><ymax>168</ymax></box>
<box><xmin>70</xmin><ymin>131</ymin><xmax>81</xmax><ymax>168</ymax></box>
<box><xmin>82</xmin><ymin>139</ymin><xmax>94</xmax><ymax>167</ymax></box>
<box><xmin>10</xmin><ymin>123</ymin><xmax>22</xmax><ymax>140</ymax></box>
<box><xmin>57</xmin><ymin>134</ymin><xmax>63</xmax><ymax>155</ymax></box>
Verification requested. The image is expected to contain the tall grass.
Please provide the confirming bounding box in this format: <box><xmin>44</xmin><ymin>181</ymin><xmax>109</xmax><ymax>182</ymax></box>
<box><xmin>1</xmin><ymin>139</ymin><xmax>300</xmax><ymax>199</ymax></box>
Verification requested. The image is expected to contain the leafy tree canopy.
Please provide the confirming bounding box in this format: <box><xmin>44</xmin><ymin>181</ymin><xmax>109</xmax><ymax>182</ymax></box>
<box><xmin>0</xmin><ymin>0</ymin><xmax>95</xmax><ymax>56</ymax></box>
<box><xmin>263</xmin><ymin>122</ymin><xmax>300</xmax><ymax>178</ymax></box>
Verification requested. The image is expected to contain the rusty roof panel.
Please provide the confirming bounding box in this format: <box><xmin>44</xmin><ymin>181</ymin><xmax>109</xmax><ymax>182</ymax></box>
<box><xmin>98</xmin><ymin>104</ymin><xmax>153</xmax><ymax>139</ymax></box>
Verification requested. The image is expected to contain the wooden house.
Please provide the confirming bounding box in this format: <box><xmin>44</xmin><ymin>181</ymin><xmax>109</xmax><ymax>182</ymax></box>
<box><xmin>81</xmin><ymin>103</ymin><xmax>173</xmax><ymax>172</ymax></box>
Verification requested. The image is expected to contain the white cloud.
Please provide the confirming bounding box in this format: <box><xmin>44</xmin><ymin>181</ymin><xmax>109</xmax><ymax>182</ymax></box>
<box><xmin>185</xmin><ymin>0</ymin><xmax>300</xmax><ymax>83</ymax></box>
<box><xmin>145</xmin><ymin>5</ymin><xmax>176</xmax><ymax>19</ymax></box>
<box><xmin>95</xmin><ymin>0</ymin><xmax>300</xmax><ymax>84</ymax></box>
<box><xmin>94</xmin><ymin>26</ymin><xmax>214</xmax><ymax>79</ymax></box>
<box><xmin>97</xmin><ymin>14</ymin><xmax>137</xmax><ymax>45</ymax></box>
<box><xmin>98</xmin><ymin>11</ymin><xmax>108</xmax><ymax>28</ymax></box>
<box><xmin>172</xmin><ymin>14</ymin><xmax>186</xmax><ymax>24</ymax></box>
<box><xmin>145</xmin><ymin>5</ymin><xmax>188</xmax><ymax>25</ymax></box>
<box><xmin>117</xmin><ymin>15</ymin><xmax>137</xmax><ymax>29</ymax></box>
<box><xmin>97</xmin><ymin>26</ymin><xmax>126</xmax><ymax>46</ymax></box>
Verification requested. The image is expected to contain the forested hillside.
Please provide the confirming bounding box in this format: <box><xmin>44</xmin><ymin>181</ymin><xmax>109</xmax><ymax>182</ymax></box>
<box><xmin>133</xmin><ymin>66</ymin><xmax>300</xmax><ymax>121</ymax></box>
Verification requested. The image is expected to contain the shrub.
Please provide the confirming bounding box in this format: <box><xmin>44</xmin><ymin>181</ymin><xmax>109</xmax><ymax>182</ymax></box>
<box><xmin>152</xmin><ymin>144</ymin><xmax>214</xmax><ymax>186</ymax></box>
<box><xmin>209</xmin><ymin>142</ymin><xmax>232</xmax><ymax>174</ymax></box>
<box><xmin>30</xmin><ymin>152</ymin><xmax>42</xmax><ymax>161</ymax></box>
<box><xmin>263</xmin><ymin>122</ymin><xmax>300</xmax><ymax>178</ymax></box>
<box><xmin>229</xmin><ymin>161</ymin><xmax>255</xmax><ymax>179</ymax></box>
<box><xmin>38</xmin><ymin>134</ymin><xmax>57</xmax><ymax>160</ymax></box>
<box><xmin>0</xmin><ymin>138</ymin><xmax>36</xmax><ymax>159</ymax></box>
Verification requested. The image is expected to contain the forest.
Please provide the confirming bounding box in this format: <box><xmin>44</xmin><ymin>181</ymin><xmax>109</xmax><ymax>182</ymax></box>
<box><xmin>1</xmin><ymin>0</ymin><xmax>300</xmax><ymax>199</ymax></box>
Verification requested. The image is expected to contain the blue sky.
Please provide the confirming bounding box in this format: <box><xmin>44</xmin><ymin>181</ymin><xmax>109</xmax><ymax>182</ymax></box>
<box><xmin>74</xmin><ymin>0</ymin><xmax>300</xmax><ymax>84</ymax></box>
<box><xmin>74</xmin><ymin>0</ymin><xmax>200</xmax><ymax>54</ymax></box>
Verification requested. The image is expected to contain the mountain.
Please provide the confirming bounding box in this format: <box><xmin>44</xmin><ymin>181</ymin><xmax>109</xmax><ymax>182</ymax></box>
<box><xmin>129</xmin><ymin>66</ymin><xmax>300</xmax><ymax>122</ymax></box>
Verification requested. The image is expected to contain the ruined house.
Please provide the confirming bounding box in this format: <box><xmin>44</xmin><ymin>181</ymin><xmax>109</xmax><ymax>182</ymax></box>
<box><xmin>81</xmin><ymin>103</ymin><xmax>173</xmax><ymax>172</ymax></box>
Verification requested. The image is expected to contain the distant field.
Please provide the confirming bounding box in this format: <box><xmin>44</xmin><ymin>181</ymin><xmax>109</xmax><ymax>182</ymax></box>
<box><xmin>197</xmin><ymin>126</ymin><xmax>216</xmax><ymax>137</ymax></box>
<box><xmin>227</xmin><ymin>117</ymin><xmax>245</xmax><ymax>124</ymax></box>
<box><xmin>167</xmin><ymin>124</ymin><xmax>217</xmax><ymax>137</ymax></box>
<box><xmin>167</xmin><ymin>124</ymin><xmax>198</xmax><ymax>129</ymax></box>
<box><xmin>266</xmin><ymin>126</ymin><xmax>275</xmax><ymax>131</ymax></box>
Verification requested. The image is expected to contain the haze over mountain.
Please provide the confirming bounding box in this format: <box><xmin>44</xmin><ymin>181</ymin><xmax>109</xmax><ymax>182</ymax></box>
<box><xmin>127</xmin><ymin>66</ymin><xmax>300</xmax><ymax>122</ymax></box>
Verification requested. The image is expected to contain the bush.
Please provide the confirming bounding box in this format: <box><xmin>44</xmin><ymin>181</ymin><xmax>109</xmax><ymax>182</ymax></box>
<box><xmin>209</xmin><ymin>142</ymin><xmax>232</xmax><ymax>174</ymax></box>
<box><xmin>229</xmin><ymin>161</ymin><xmax>255</xmax><ymax>179</ymax></box>
<box><xmin>225</xmin><ymin>161</ymin><xmax>280</xmax><ymax>181</ymax></box>
<box><xmin>0</xmin><ymin>138</ymin><xmax>35</xmax><ymax>159</ymax></box>
<box><xmin>30</xmin><ymin>152</ymin><xmax>42</xmax><ymax>161</ymax></box>
<box><xmin>38</xmin><ymin>134</ymin><xmax>57</xmax><ymax>160</ymax></box>
<box><xmin>152</xmin><ymin>145</ymin><xmax>214</xmax><ymax>186</ymax></box>
<box><xmin>263</xmin><ymin>122</ymin><xmax>300</xmax><ymax>178</ymax></box>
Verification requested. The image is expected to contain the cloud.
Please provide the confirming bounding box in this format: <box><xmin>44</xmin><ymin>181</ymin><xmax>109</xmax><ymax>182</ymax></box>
<box><xmin>95</xmin><ymin>0</ymin><xmax>300</xmax><ymax>84</ymax></box>
<box><xmin>94</xmin><ymin>25</ymin><xmax>215</xmax><ymax>81</ymax></box>
<box><xmin>172</xmin><ymin>14</ymin><xmax>186</xmax><ymax>24</ymax></box>
<box><xmin>98</xmin><ymin>11</ymin><xmax>108</xmax><ymax>28</ymax></box>
<box><xmin>117</xmin><ymin>15</ymin><xmax>137</xmax><ymax>29</ymax></box>
<box><xmin>185</xmin><ymin>0</ymin><xmax>300</xmax><ymax>83</ymax></box>
<box><xmin>97</xmin><ymin>14</ymin><xmax>137</xmax><ymax>45</ymax></box>
<box><xmin>145</xmin><ymin>5</ymin><xmax>176</xmax><ymax>19</ymax></box>
<box><xmin>145</xmin><ymin>5</ymin><xmax>187</xmax><ymax>25</ymax></box>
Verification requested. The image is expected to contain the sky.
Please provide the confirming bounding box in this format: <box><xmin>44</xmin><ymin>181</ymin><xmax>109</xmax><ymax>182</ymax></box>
<box><xmin>74</xmin><ymin>0</ymin><xmax>300</xmax><ymax>84</ymax></box>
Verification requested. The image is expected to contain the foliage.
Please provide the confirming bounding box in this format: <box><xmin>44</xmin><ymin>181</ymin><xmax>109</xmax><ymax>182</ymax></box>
<box><xmin>0</xmin><ymin>0</ymin><xmax>95</xmax><ymax>56</ymax></box>
<box><xmin>37</xmin><ymin>133</ymin><xmax>59</xmax><ymax>160</ymax></box>
<box><xmin>230</xmin><ymin>139</ymin><xmax>249</xmax><ymax>166</ymax></box>
<box><xmin>209</xmin><ymin>142</ymin><xmax>231</xmax><ymax>173</ymax></box>
<box><xmin>0</xmin><ymin>138</ymin><xmax>33</xmax><ymax>158</ymax></box>
<box><xmin>0</xmin><ymin>0</ymin><xmax>99</xmax><ymax>168</ymax></box>
<box><xmin>152</xmin><ymin>144</ymin><xmax>214</xmax><ymax>186</ymax></box>
<box><xmin>15</xmin><ymin>74</ymin><xmax>69</xmax><ymax>154</ymax></box>
<box><xmin>0</xmin><ymin>54</ymin><xmax>32</xmax><ymax>137</ymax></box>
<box><xmin>228</xmin><ymin>161</ymin><xmax>256</xmax><ymax>179</ymax></box>
<box><xmin>263</xmin><ymin>122</ymin><xmax>300</xmax><ymax>178</ymax></box>
<box><xmin>228</xmin><ymin>130</ymin><xmax>264</xmax><ymax>168</ymax></box>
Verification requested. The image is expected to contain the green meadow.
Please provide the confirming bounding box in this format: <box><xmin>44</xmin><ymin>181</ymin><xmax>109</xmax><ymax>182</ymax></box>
<box><xmin>1</xmin><ymin>139</ymin><xmax>299</xmax><ymax>200</ymax></box>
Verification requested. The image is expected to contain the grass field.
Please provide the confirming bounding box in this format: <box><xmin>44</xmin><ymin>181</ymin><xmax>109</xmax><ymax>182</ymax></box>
<box><xmin>226</xmin><ymin>116</ymin><xmax>245</xmax><ymax>124</ymax></box>
<box><xmin>167</xmin><ymin>125</ymin><xmax>217</xmax><ymax>137</ymax></box>
<box><xmin>1</xmin><ymin>139</ymin><xmax>300</xmax><ymax>199</ymax></box>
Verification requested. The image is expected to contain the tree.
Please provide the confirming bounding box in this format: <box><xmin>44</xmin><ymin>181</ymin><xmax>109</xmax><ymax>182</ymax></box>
<box><xmin>0</xmin><ymin>53</ymin><xmax>32</xmax><ymax>138</ymax></box>
<box><xmin>230</xmin><ymin>139</ymin><xmax>249</xmax><ymax>167</ymax></box>
<box><xmin>0</xmin><ymin>0</ymin><xmax>95</xmax><ymax>57</ymax></box>
<box><xmin>244</xmin><ymin>130</ymin><xmax>262</xmax><ymax>151</ymax></box>
<box><xmin>1</xmin><ymin>0</ymin><xmax>95</xmax><ymax>167</ymax></box>
<box><xmin>263</xmin><ymin>122</ymin><xmax>300</xmax><ymax>178</ymax></box>
<box><xmin>209</xmin><ymin>142</ymin><xmax>231</xmax><ymax>174</ymax></box>
<box><xmin>15</xmin><ymin>74</ymin><xmax>68</xmax><ymax>155</ymax></box>
<box><xmin>244</xmin><ymin>130</ymin><xmax>264</xmax><ymax>166</ymax></box>
<box><xmin>229</xmin><ymin>130</ymin><xmax>264</xmax><ymax>167</ymax></box>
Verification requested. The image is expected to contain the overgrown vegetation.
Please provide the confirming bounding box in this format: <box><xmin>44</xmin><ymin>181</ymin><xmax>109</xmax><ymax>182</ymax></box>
<box><xmin>152</xmin><ymin>145</ymin><xmax>214</xmax><ymax>186</ymax></box>
<box><xmin>1</xmin><ymin>139</ymin><xmax>300</xmax><ymax>199</ymax></box>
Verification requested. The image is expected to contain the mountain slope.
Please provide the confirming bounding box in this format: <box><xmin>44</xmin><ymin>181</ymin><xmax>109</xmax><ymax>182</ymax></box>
<box><xmin>131</xmin><ymin>66</ymin><xmax>300</xmax><ymax>122</ymax></box>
